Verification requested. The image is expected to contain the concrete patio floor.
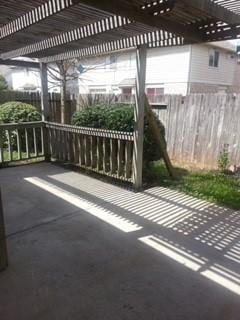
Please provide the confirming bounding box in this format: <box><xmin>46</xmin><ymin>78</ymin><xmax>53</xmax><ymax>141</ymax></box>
<box><xmin>0</xmin><ymin>162</ymin><xmax>239</xmax><ymax>320</ymax></box>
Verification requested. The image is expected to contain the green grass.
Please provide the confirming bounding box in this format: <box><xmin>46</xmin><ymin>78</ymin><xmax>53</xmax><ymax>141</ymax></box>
<box><xmin>144</xmin><ymin>161</ymin><xmax>240</xmax><ymax>210</ymax></box>
<box><xmin>2</xmin><ymin>150</ymin><xmax>43</xmax><ymax>162</ymax></box>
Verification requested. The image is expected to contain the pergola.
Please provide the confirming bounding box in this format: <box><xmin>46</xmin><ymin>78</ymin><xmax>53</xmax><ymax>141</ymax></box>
<box><xmin>0</xmin><ymin>0</ymin><xmax>240</xmax><ymax>188</ymax></box>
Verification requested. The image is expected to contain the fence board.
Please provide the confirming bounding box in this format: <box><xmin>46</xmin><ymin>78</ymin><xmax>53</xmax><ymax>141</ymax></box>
<box><xmin>153</xmin><ymin>93</ymin><xmax>240</xmax><ymax>169</ymax></box>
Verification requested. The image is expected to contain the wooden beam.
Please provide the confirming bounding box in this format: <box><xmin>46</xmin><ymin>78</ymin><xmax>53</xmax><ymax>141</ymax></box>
<box><xmin>77</xmin><ymin>0</ymin><xmax>203</xmax><ymax>43</ymax></box>
<box><xmin>40</xmin><ymin>62</ymin><xmax>49</xmax><ymax>122</ymax></box>
<box><xmin>133</xmin><ymin>45</ymin><xmax>147</xmax><ymax>189</ymax></box>
<box><xmin>0</xmin><ymin>16</ymin><xmax>132</xmax><ymax>60</ymax></box>
<box><xmin>40</xmin><ymin>30</ymin><xmax>184</xmax><ymax>63</ymax></box>
<box><xmin>181</xmin><ymin>0</ymin><xmax>240</xmax><ymax>25</ymax></box>
<box><xmin>0</xmin><ymin>0</ymin><xmax>82</xmax><ymax>40</ymax></box>
<box><xmin>0</xmin><ymin>59</ymin><xmax>39</xmax><ymax>69</ymax></box>
<box><xmin>0</xmin><ymin>188</ymin><xmax>8</xmax><ymax>272</ymax></box>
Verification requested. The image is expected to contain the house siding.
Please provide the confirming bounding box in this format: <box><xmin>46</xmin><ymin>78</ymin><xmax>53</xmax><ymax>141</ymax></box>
<box><xmin>79</xmin><ymin>46</ymin><xmax>191</xmax><ymax>95</ymax></box>
<box><xmin>189</xmin><ymin>44</ymin><xmax>237</xmax><ymax>89</ymax></box>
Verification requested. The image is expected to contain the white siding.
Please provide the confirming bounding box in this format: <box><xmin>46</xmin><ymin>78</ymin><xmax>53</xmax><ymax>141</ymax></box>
<box><xmin>189</xmin><ymin>44</ymin><xmax>237</xmax><ymax>86</ymax></box>
<box><xmin>79</xmin><ymin>46</ymin><xmax>191</xmax><ymax>95</ymax></box>
<box><xmin>146</xmin><ymin>46</ymin><xmax>191</xmax><ymax>87</ymax></box>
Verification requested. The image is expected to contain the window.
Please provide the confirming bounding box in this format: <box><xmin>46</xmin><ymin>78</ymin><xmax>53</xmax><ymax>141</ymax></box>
<box><xmin>89</xmin><ymin>88</ymin><xmax>106</xmax><ymax>94</ymax></box>
<box><xmin>109</xmin><ymin>54</ymin><xmax>117</xmax><ymax>67</ymax></box>
<box><xmin>147</xmin><ymin>88</ymin><xmax>155</xmax><ymax>96</ymax></box>
<box><xmin>209</xmin><ymin>50</ymin><xmax>220</xmax><ymax>67</ymax></box>
<box><xmin>147</xmin><ymin>87</ymin><xmax>164</xmax><ymax>97</ymax></box>
<box><xmin>122</xmin><ymin>87</ymin><xmax>132</xmax><ymax>95</ymax></box>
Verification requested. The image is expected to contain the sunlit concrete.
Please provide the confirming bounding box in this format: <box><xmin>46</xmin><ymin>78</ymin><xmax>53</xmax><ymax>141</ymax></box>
<box><xmin>0</xmin><ymin>163</ymin><xmax>239</xmax><ymax>320</ymax></box>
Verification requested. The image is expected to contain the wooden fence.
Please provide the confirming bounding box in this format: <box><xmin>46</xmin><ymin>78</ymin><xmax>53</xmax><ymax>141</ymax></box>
<box><xmin>1</xmin><ymin>92</ymin><xmax>239</xmax><ymax>169</ymax></box>
<box><xmin>0</xmin><ymin>91</ymin><xmax>76</xmax><ymax>123</ymax></box>
<box><xmin>0</xmin><ymin>122</ymin><xmax>45</xmax><ymax>164</ymax></box>
<box><xmin>152</xmin><ymin>94</ymin><xmax>240</xmax><ymax>169</ymax></box>
<box><xmin>0</xmin><ymin>121</ymin><xmax>134</xmax><ymax>182</ymax></box>
<box><xmin>45</xmin><ymin>122</ymin><xmax>134</xmax><ymax>181</ymax></box>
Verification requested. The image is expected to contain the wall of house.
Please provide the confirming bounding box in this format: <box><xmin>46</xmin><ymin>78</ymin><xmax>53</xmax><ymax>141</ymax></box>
<box><xmin>0</xmin><ymin>66</ymin><xmax>41</xmax><ymax>91</ymax></box>
<box><xmin>79</xmin><ymin>45</ymin><xmax>191</xmax><ymax>95</ymax></box>
<box><xmin>189</xmin><ymin>44</ymin><xmax>237</xmax><ymax>92</ymax></box>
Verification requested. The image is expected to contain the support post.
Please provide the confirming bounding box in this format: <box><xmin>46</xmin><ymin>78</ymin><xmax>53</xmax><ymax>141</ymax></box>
<box><xmin>0</xmin><ymin>188</ymin><xmax>8</xmax><ymax>271</ymax></box>
<box><xmin>40</xmin><ymin>62</ymin><xmax>49</xmax><ymax>122</ymax></box>
<box><xmin>133</xmin><ymin>45</ymin><xmax>147</xmax><ymax>189</ymax></box>
<box><xmin>40</xmin><ymin>62</ymin><xmax>50</xmax><ymax>161</ymax></box>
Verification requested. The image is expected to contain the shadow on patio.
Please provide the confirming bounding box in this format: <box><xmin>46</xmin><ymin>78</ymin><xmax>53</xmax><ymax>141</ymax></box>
<box><xmin>0</xmin><ymin>163</ymin><xmax>239</xmax><ymax>320</ymax></box>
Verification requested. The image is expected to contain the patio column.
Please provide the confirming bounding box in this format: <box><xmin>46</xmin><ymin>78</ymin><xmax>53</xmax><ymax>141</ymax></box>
<box><xmin>40</xmin><ymin>62</ymin><xmax>49</xmax><ymax>121</ymax></box>
<box><xmin>133</xmin><ymin>45</ymin><xmax>147</xmax><ymax>189</ymax></box>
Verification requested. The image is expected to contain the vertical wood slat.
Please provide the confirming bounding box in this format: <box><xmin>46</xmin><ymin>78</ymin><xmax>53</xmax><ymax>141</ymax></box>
<box><xmin>0</xmin><ymin>188</ymin><xmax>8</xmax><ymax>272</ymax></box>
<box><xmin>16</xmin><ymin>129</ymin><xmax>21</xmax><ymax>160</ymax></box>
<box><xmin>7</xmin><ymin>130</ymin><xmax>12</xmax><ymax>161</ymax></box>
<box><xmin>117</xmin><ymin>140</ymin><xmax>124</xmax><ymax>178</ymax></box>
<box><xmin>25</xmin><ymin>128</ymin><xmax>30</xmax><ymax>159</ymax></box>
<box><xmin>97</xmin><ymin>137</ymin><xmax>103</xmax><ymax>172</ymax></box>
<box><xmin>110</xmin><ymin>139</ymin><xmax>117</xmax><ymax>175</ymax></box>
<box><xmin>0</xmin><ymin>130</ymin><xmax>4</xmax><ymax>163</ymax></box>
<box><xmin>41</xmin><ymin>126</ymin><xmax>45</xmax><ymax>156</ymax></box>
<box><xmin>73</xmin><ymin>132</ymin><xmax>79</xmax><ymax>164</ymax></box>
<box><xmin>33</xmin><ymin>128</ymin><xmax>38</xmax><ymax>157</ymax></box>
<box><xmin>103</xmin><ymin>137</ymin><xmax>108</xmax><ymax>173</ymax></box>
<box><xmin>125</xmin><ymin>141</ymin><xmax>132</xmax><ymax>179</ymax></box>
<box><xmin>91</xmin><ymin>136</ymin><xmax>97</xmax><ymax>169</ymax></box>
<box><xmin>84</xmin><ymin>135</ymin><xmax>90</xmax><ymax>167</ymax></box>
<box><xmin>78</xmin><ymin>134</ymin><xmax>84</xmax><ymax>166</ymax></box>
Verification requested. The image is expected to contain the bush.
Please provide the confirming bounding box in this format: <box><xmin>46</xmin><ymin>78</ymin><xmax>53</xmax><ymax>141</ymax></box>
<box><xmin>218</xmin><ymin>144</ymin><xmax>230</xmax><ymax>173</ymax></box>
<box><xmin>0</xmin><ymin>101</ymin><xmax>41</xmax><ymax>123</ymax></box>
<box><xmin>72</xmin><ymin>104</ymin><xmax>166</xmax><ymax>167</ymax></box>
<box><xmin>0</xmin><ymin>101</ymin><xmax>41</xmax><ymax>152</ymax></box>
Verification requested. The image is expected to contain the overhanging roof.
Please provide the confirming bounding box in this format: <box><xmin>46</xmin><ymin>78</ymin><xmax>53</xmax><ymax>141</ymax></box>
<box><xmin>0</xmin><ymin>0</ymin><xmax>240</xmax><ymax>63</ymax></box>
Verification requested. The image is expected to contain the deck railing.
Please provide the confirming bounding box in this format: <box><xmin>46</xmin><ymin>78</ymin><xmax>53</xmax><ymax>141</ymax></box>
<box><xmin>45</xmin><ymin>122</ymin><xmax>134</xmax><ymax>182</ymax></box>
<box><xmin>0</xmin><ymin>121</ymin><xmax>134</xmax><ymax>182</ymax></box>
<box><xmin>0</xmin><ymin>122</ymin><xmax>45</xmax><ymax>164</ymax></box>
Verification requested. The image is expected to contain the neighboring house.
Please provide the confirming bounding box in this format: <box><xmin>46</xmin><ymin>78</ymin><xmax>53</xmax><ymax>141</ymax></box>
<box><xmin>78</xmin><ymin>41</ymin><xmax>240</xmax><ymax>96</ymax></box>
<box><xmin>0</xmin><ymin>64</ymin><xmax>41</xmax><ymax>91</ymax></box>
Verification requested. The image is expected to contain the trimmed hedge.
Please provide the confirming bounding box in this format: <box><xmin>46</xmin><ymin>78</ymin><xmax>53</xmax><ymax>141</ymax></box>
<box><xmin>0</xmin><ymin>101</ymin><xmax>41</xmax><ymax>123</ymax></box>
<box><xmin>0</xmin><ymin>101</ymin><xmax>42</xmax><ymax>152</ymax></box>
<box><xmin>72</xmin><ymin>104</ymin><xmax>166</xmax><ymax>167</ymax></box>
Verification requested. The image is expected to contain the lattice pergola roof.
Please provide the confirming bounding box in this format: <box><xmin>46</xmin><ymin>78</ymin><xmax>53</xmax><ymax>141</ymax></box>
<box><xmin>0</xmin><ymin>0</ymin><xmax>240</xmax><ymax>63</ymax></box>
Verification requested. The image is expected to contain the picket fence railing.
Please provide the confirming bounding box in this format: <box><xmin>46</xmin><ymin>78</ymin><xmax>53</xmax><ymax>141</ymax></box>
<box><xmin>0</xmin><ymin>121</ymin><xmax>134</xmax><ymax>182</ymax></box>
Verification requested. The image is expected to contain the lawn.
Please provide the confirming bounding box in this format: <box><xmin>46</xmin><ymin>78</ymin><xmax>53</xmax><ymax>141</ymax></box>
<box><xmin>2</xmin><ymin>150</ymin><xmax>43</xmax><ymax>163</ymax></box>
<box><xmin>145</xmin><ymin>161</ymin><xmax>240</xmax><ymax>210</ymax></box>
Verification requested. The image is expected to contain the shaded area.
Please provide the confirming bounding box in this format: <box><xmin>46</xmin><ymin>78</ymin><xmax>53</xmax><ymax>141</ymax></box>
<box><xmin>0</xmin><ymin>163</ymin><xmax>239</xmax><ymax>320</ymax></box>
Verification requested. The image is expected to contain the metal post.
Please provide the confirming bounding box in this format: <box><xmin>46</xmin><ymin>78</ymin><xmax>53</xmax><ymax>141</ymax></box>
<box><xmin>40</xmin><ymin>62</ymin><xmax>49</xmax><ymax>122</ymax></box>
<box><xmin>133</xmin><ymin>45</ymin><xmax>147</xmax><ymax>189</ymax></box>
<box><xmin>0</xmin><ymin>188</ymin><xmax>8</xmax><ymax>271</ymax></box>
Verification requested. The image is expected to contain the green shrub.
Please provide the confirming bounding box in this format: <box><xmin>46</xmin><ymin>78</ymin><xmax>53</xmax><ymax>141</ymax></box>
<box><xmin>0</xmin><ymin>101</ymin><xmax>41</xmax><ymax>152</ymax></box>
<box><xmin>0</xmin><ymin>101</ymin><xmax>41</xmax><ymax>123</ymax></box>
<box><xmin>72</xmin><ymin>104</ymin><xmax>166</xmax><ymax>167</ymax></box>
<box><xmin>218</xmin><ymin>144</ymin><xmax>230</xmax><ymax>173</ymax></box>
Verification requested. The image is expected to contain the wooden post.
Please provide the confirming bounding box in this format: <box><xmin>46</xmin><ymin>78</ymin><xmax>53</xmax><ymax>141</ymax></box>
<box><xmin>133</xmin><ymin>45</ymin><xmax>147</xmax><ymax>189</ymax></box>
<box><xmin>40</xmin><ymin>63</ymin><xmax>51</xmax><ymax>161</ymax></box>
<box><xmin>40</xmin><ymin>62</ymin><xmax>49</xmax><ymax>122</ymax></box>
<box><xmin>0</xmin><ymin>188</ymin><xmax>8</xmax><ymax>271</ymax></box>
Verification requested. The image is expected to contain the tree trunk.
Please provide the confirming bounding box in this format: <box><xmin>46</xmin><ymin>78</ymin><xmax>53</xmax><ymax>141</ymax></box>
<box><xmin>60</xmin><ymin>79</ymin><xmax>68</xmax><ymax>124</ymax></box>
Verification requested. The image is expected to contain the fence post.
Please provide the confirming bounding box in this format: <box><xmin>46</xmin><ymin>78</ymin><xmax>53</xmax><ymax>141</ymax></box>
<box><xmin>0</xmin><ymin>188</ymin><xmax>8</xmax><ymax>271</ymax></box>
<box><xmin>133</xmin><ymin>45</ymin><xmax>147</xmax><ymax>189</ymax></box>
<box><xmin>40</xmin><ymin>62</ymin><xmax>49</xmax><ymax>121</ymax></box>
